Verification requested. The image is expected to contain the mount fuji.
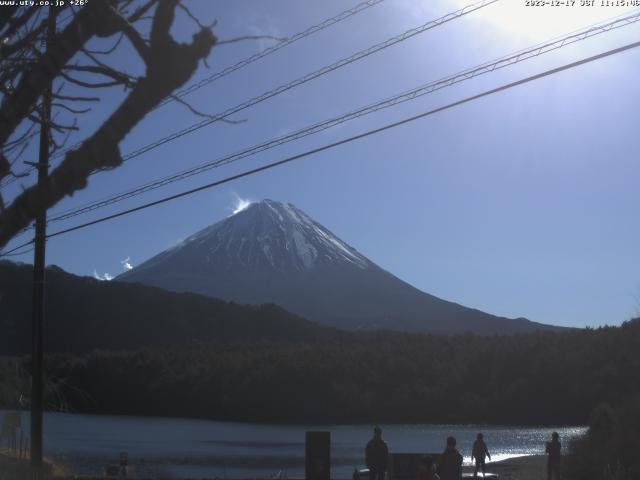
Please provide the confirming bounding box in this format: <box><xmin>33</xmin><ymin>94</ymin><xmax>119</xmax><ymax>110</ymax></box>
<box><xmin>118</xmin><ymin>199</ymin><xmax>554</xmax><ymax>334</ymax></box>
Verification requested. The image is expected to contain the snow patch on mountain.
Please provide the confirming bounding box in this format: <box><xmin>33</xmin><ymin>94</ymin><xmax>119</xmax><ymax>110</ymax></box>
<box><xmin>123</xmin><ymin>199</ymin><xmax>370</xmax><ymax>276</ymax></box>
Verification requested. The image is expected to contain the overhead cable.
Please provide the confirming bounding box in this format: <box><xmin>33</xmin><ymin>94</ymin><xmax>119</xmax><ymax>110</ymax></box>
<box><xmin>46</xmin><ymin>0</ymin><xmax>498</xmax><ymax>167</ymax></box>
<box><xmin>33</xmin><ymin>40</ymin><xmax>640</xmax><ymax>244</ymax></box>
<box><xmin>45</xmin><ymin>10</ymin><xmax>640</xmax><ymax>224</ymax></box>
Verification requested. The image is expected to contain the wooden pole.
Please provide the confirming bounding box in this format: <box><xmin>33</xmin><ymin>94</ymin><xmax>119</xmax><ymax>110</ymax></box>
<box><xmin>30</xmin><ymin>6</ymin><xmax>56</xmax><ymax>473</ymax></box>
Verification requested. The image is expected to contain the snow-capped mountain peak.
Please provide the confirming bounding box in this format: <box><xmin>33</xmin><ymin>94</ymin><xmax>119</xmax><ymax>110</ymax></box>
<box><xmin>130</xmin><ymin>199</ymin><xmax>369</xmax><ymax>276</ymax></box>
<box><xmin>118</xmin><ymin>199</ymin><xmax>551</xmax><ymax>335</ymax></box>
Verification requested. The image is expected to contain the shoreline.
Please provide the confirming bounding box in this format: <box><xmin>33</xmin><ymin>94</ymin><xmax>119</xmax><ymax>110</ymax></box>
<box><xmin>470</xmin><ymin>454</ymin><xmax>547</xmax><ymax>480</ymax></box>
<box><xmin>0</xmin><ymin>407</ymin><xmax>586</xmax><ymax>428</ymax></box>
<box><xmin>2</xmin><ymin>449</ymin><xmax>548</xmax><ymax>480</ymax></box>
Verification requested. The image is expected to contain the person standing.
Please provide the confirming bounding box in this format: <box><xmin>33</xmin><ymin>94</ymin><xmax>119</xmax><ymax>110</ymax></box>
<box><xmin>365</xmin><ymin>426</ymin><xmax>389</xmax><ymax>480</ymax></box>
<box><xmin>437</xmin><ymin>436</ymin><xmax>463</xmax><ymax>480</ymax></box>
<box><xmin>471</xmin><ymin>433</ymin><xmax>491</xmax><ymax>478</ymax></box>
<box><xmin>545</xmin><ymin>431</ymin><xmax>561</xmax><ymax>480</ymax></box>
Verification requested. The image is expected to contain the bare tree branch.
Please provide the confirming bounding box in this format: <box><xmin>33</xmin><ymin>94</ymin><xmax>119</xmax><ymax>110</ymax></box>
<box><xmin>26</xmin><ymin>111</ymin><xmax>76</xmax><ymax>134</ymax></box>
<box><xmin>59</xmin><ymin>70</ymin><xmax>129</xmax><ymax>89</ymax></box>
<box><xmin>63</xmin><ymin>64</ymin><xmax>136</xmax><ymax>87</ymax></box>
<box><xmin>52</xmin><ymin>93</ymin><xmax>100</xmax><ymax>102</ymax></box>
<box><xmin>80</xmin><ymin>44</ymin><xmax>136</xmax><ymax>83</ymax></box>
<box><xmin>0</xmin><ymin>17</ymin><xmax>47</xmax><ymax>58</ymax></box>
<box><xmin>0</xmin><ymin>7</ymin><xmax>37</xmax><ymax>45</ymax></box>
<box><xmin>0</xmin><ymin>0</ymin><xmax>216</xmax><ymax>248</ymax></box>
<box><xmin>51</xmin><ymin>119</ymin><xmax>77</xmax><ymax>154</ymax></box>
<box><xmin>0</xmin><ymin>6</ymin><xmax>19</xmax><ymax>34</ymax></box>
<box><xmin>169</xmin><ymin>93</ymin><xmax>246</xmax><ymax>124</ymax></box>
<box><xmin>128</xmin><ymin>0</ymin><xmax>159</xmax><ymax>23</ymax></box>
<box><xmin>0</xmin><ymin>0</ymin><xmax>118</xmax><ymax>148</ymax></box>
<box><xmin>177</xmin><ymin>2</ymin><xmax>216</xmax><ymax>31</ymax></box>
<box><xmin>2</xmin><ymin>121</ymin><xmax>38</xmax><ymax>156</ymax></box>
<box><xmin>51</xmin><ymin>103</ymin><xmax>92</xmax><ymax>115</ymax></box>
<box><xmin>82</xmin><ymin>32</ymin><xmax>124</xmax><ymax>56</ymax></box>
<box><xmin>0</xmin><ymin>154</ymin><xmax>28</xmax><ymax>180</ymax></box>
<box><xmin>7</xmin><ymin>134</ymin><xmax>32</xmax><ymax>167</ymax></box>
<box><xmin>0</xmin><ymin>154</ymin><xmax>9</xmax><ymax>182</ymax></box>
<box><xmin>104</xmin><ymin>5</ymin><xmax>151</xmax><ymax>63</ymax></box>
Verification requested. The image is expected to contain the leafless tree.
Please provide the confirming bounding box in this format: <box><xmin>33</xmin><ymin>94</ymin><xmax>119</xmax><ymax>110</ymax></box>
<box><xmin>0</xmin><ymin>0</ymin><xmax>217</xmax><ymax>249</ymax></box>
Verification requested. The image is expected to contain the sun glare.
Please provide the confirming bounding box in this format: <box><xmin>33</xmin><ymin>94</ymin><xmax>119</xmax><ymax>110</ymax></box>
<box><xmin>450</xmin><ymin>0</ymin><xmax>637</xmax><ymax>41</ymax></box>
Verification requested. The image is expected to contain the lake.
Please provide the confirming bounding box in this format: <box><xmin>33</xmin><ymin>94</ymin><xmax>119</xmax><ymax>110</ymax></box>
<box><xmin>0</xmin><ymin>410</ymin><xmax>585</xmax><ymax>478</ymax></box>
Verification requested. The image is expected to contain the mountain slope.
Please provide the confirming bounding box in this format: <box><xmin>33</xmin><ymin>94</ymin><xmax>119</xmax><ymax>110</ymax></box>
<box><xmin>119</xmin><ymin>199</ymin><xmax>555</xmax><ymax>334</ymax></box>
<box><xmin>0</xmin><ymin>261</ymin><xmax>334</xmax><ymax>355</ymax></box>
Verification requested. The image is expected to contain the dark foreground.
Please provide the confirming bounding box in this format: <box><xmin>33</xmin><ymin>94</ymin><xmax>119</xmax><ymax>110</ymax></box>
<box><xmin>0</xmin><ymin>449</ymin><xmax>58</xmax><ymax>479</ymax></box>
<box><xmin>1</xmin><ymin>449</ymin><xmax>544</xmax><ymax>480</ymax></box>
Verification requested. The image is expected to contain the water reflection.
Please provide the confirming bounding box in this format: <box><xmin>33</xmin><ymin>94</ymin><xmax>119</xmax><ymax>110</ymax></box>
<box><xmin>0</xmin><ymin>410</ymin><xmax>586</xmax><ymax>478</ymax></box>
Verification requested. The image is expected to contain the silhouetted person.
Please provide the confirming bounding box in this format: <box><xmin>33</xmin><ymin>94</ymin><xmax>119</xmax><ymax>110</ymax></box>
<box><xmin>364</xmin><ymin>426</ymin><xmax>389</xmax><ymax>480</ymax></box>
<box><xmin>366</xmin><ymin>426</ymin><xmax>388</xmax><ymax>480</ymax></box>
<box><xmin>417</xmin><ymin>455</ymin><xmax>440</xmax><ymax>480</ymax></box>
<box><xmin>471</xmin><ymin>433</ymin><xmax>491</xmax><ymax>478</ymax></box>
<box><xmin>437</xmin><ymin>436</ymin><xmax>463</xmax><ymax>480</ymax></box>
<box><xmin>545</xmin><ymin>431</ymin><xmax>561</xmax><ymax>480</ymax></box>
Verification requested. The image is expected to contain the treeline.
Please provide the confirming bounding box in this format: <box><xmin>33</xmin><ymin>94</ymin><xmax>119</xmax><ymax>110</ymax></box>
<box><xmin>565</xmin><ymin>397</ymin><xmax>640</xmax><ymax>480</ymax></box>
<box><xmin>2</xmin><ymin>319</ymin><xmax>639</xmax><ymax>425</ymax></box>
<box><xmin>0</xmin><ymin>261</ymin><xmax>335</xmax><ymax>355</ymax></box>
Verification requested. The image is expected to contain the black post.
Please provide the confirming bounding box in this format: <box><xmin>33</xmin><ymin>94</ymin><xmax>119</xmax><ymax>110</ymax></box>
<box><xmin>30</xmin><ymin>6</ymin><xmax>56</xmax><ymax>471</ymax></box>
<box><xmin>305</xmin><ymin>431</ymin><xmax>330</xmax><ymax>480</ymax></box>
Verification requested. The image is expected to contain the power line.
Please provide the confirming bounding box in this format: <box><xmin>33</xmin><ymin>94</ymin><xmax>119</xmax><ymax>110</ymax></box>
<box><xmin>45</xmin><ymin>0</ymin><xmax>498</xmax><ymax>170</ymax></box>
<box><xmin>0</xmin><ymin>240</ymin><xmax>34</xmax><ymax>257</ymax></box>
<box><xmin>2</xmin><ymin>0</ymin><xmax>495</xmax><ymax>198</ymax></box>
<box><xmin>165</xmin><ymin>0</ymin><xmax>388</xmax><ymax>104</ymax></box>
<box><xmin>37</xmin><ymin>39</ymin><xmax>640</xmax><ymax>243</ymax></box>
<box><xmin>3</xmin><ymin>37</ymin><xmax>637</xmax><ymax>256</ymax></box>
<box><xmin>44</xmin><ymin>9</ymin><xmax>640</xmax><ymax>225</ymax></box>
<box><xmin>3</xmin><ymin>248</ymin><xmax>34</xmax><ymax>257</ymax></box>
<box><xmin>23</xmin><ymin>0</ymin><xmax>389</xmax><ymax>171</ymax></box>
<box><xmin>3</xmin><ymin>0</ymin><xmax>491</xmax><ymax>192</ymax></box>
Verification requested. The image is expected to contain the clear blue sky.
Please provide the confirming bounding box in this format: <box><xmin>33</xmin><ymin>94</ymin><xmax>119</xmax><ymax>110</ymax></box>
<box><xmin>3</xmin><ymin>0</ymin><xmax>640</xmax><ymax>328</ymax></box>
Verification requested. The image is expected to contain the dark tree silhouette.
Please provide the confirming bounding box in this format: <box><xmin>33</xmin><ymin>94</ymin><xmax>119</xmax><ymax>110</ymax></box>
<box><xmin>0</xmin><ymin>0</ymin><xmax>216</xmax><ymax>249</ymax></box>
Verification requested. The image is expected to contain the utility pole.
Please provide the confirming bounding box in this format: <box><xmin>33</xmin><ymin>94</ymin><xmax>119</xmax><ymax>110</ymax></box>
<box><xmin>30</xmin><ymin>6</ymin><xmax>56</xmax><ymax>473</ymax></box>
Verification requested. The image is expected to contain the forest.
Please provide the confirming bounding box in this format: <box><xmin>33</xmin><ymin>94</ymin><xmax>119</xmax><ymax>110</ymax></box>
<box><xmin>565</xmin><ymin>396</ymin><xmax>640</xmax><ymax>480</ymax></box>
<box><xmin>0</xmin><ymin>261</ymin><xmax>335</xmax><ymax>355</ymax></box>
<box><xmin>1</xmin><ymin>318</ymin><xmax>638</xmax><ymax>426</ymax></box>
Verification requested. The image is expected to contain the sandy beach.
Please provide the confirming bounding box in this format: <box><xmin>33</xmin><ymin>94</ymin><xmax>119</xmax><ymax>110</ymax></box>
<box><xmin>465</xmin><ymin>455</ymin><xmax>547</xmax><ymax>480</ymax></box>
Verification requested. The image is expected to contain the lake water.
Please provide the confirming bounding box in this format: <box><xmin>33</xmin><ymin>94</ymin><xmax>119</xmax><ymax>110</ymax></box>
<box><xmin>1</xmin><ymin>411</ymin><xmax>585</xmax><ymax>478</ymax></box>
